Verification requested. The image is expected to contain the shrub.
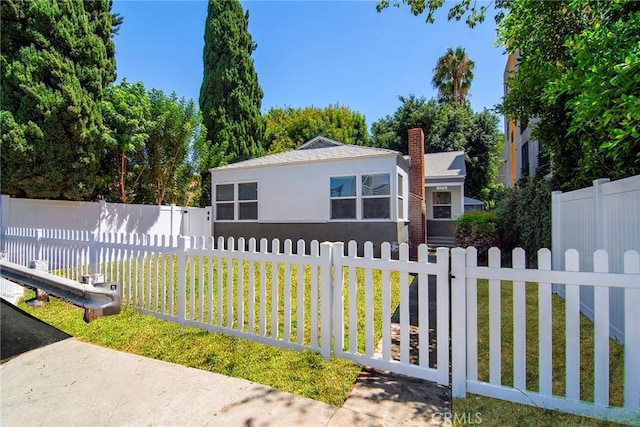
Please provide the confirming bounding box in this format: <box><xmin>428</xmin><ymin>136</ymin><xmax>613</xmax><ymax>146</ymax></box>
<box><xmin>454</xmin><ymin>211</ymin><xmax>499</xmax><ymax>255</ymax></box>
<box><xmin>495</xmin><ymin>175</ymin><xmax>552</xmax><ymax>259</ymax></box>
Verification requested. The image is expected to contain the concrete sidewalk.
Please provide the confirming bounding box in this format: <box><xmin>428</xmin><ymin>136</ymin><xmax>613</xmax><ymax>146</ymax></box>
<box><xmin>1</xmin><ymin>338</ymin><xmax>450</xmax><ymax>426</ymax></box>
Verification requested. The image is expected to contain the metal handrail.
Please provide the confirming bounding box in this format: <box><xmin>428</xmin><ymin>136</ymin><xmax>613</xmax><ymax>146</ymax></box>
<box><xmin>0</xmin><ymin>260</ymin><xmax>122</xmax><ymax>322</ymax></box>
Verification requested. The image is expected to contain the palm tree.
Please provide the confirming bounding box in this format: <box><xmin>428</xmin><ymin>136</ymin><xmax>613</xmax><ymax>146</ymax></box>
<box><xmin>432</xmin><ymin>47</ymin><xmax>475</xmax><ymax>104</ymax></box>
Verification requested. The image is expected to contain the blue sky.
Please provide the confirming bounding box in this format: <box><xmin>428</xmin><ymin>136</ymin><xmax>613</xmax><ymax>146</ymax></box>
<box><xmin>112</xmin><ymin>1</ymin><xmax>506</xmax><ymax>130</ymax></box>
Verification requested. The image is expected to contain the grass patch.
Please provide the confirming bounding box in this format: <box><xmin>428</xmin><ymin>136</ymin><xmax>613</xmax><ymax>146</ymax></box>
<box><xmin>453</xmin><ymin>280</ymin><xmax>628</xmax><ymax>426</ymax></box>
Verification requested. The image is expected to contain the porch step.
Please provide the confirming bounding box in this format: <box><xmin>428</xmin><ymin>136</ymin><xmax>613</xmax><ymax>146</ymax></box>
<box><xmin>426</xmin><ymin>236</ymin><xmax>456</xmax><ymax>248</ymax></box>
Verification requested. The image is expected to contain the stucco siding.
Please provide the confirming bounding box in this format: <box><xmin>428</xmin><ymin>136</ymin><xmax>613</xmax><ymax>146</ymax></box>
<box><xmin>427</xmin><ymin>220</ymin><xmax>454</xmax><ymax>238</ymax></box>
<box><xmin>211</xmin><ymin>155</ymin><xmax>404</xmax><ymax>223</ymax></box>
<box><xmin>214</xmin><ymin>221</ymin><xmax>408</xmax><ymax>256</ymax></box>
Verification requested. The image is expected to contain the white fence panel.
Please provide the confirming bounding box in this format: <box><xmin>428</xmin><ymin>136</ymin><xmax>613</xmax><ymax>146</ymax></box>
<box><xmin>552</xmin><ymin>175</ymin><xmax>640</xmax><ymax>344</ymax></box>
<box><xmin>182</xmin><ymin>236</ymin><xmax>331</xmax><ymax>356</ymax></box>
<box><xmin>452</xmin><ymin>246</ymin><xmax>640</xmax><ymax>424</ymax></box>
<box><xmin>0</xmin><ymin>195</ymin><xmax>209</xmax><ymax>238</ymax></box>
<box><xmin>332</xmin><ymin>240</ymin><xmax>449</xmax><ymax>385</ymax></box>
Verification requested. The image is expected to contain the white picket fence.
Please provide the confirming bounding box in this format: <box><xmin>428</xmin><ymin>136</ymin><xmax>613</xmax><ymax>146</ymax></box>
<box><xmin>2</xmin><ymin>227</ymin><xmax>639</xmax><ymax>423</ymax></box>
<box><xmin>451</xmin><ymin>246</ymin><xmax>639</xmax><ymax>423</ymax></box>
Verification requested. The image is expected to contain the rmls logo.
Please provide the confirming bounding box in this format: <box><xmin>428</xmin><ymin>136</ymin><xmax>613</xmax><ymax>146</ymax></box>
<box><xmin>432</xmin><ymin>411</ymin><xmax>483</xmax><ymax>425</ymax></box>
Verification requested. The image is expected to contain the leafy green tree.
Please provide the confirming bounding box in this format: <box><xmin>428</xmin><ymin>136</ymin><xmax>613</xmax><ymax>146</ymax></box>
<box><xmin>498</xmin><ymin>0</ymin><xmax>640</xmax><ymax>190</ymax></box>
<box><xmin>263</xmin><ymin>105</ymin><xmax>369</xmax><ymax>154</ymax></box>
<box><xmin>432</xmin><ymin>47</ymin><xmax>475</xmax><ymax>104</ymax></box>
<box><xmin>1</xmin><ymin>0</ymin><xmax>120</xmax><ymax>200</ymax></box>
<box><xmin>100</xmin><ymin>79</ymin><xmax>150</xmax><ymax>203</ymax></box>
<box><xmin>376</xmin><ymin>0</ymin><xmax>509</xmax><ymax>27</ymax></box>
<box><xmin>136</xmin><ymin>89</ymin><xmax>206</xmax><ymax>206</ymax></box>
<box><xmin>370</xmin><ymin>95</ymin><xmax>501</xmax><ymax>198</ymax></box>
<box><xmin>543</xmin><ymin>0</ymin><xmax>640</xmax><ymax>182</ymax></box>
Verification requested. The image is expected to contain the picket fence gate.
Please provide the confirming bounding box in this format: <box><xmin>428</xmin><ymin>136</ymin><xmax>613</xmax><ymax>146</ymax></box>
<box><xmin>1</xmin><ymin>227</ymin><xmax>638</xmax><ymax>424</ymax></box>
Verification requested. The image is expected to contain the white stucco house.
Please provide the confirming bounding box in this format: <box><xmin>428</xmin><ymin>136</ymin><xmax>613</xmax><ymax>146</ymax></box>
<box><xmin>209</xmin><ymin>130</ymin><xmax>467</xmax><ymax>254</ymax></box>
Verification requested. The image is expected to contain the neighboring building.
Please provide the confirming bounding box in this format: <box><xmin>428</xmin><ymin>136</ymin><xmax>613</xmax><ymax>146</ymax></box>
<box><xmin>422</xmin><ymin>150</ymin><xmax>467</xmax><ymax>247</ymax></box>
<box><xmin>464</xmin><ymin>197</ymin><xmax>484</xmax><ymax>212</ymax></box>
<box><xmin>209</xmin><ymin>130</ymin><xmax>468</xmax><ymax>254</ymax></box>
<box><xmin>501</xmin><ymin>52</ymin><xmax>550</xmax><ymax>188</ymax></box>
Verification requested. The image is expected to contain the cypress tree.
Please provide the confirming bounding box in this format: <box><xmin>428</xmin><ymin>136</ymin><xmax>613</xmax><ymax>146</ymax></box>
<box><xmin>1</xmin><ymin>0</ymin><xmax>120</xmax><ymax>200</ymax></box>
<box><xmin>199</xmin><ymin>0</ymin><xmax>264</xmax><ymax>184</ymax></box>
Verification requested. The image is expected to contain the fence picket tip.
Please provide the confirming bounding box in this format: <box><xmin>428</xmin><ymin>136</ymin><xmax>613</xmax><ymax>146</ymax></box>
<box><xmin>348</xmin><ymin>240</ymin><xmax>358</xmax><ymax>257</ymax></box>
<box><xmin>364</xmin><ymin>241</ymin><xmax>374</xmax><ymax>258</ymax></box>
<box><xmin>271</xmin><ymin>238</ymin><xmax>280</xmax><ymax>254</ymax></box>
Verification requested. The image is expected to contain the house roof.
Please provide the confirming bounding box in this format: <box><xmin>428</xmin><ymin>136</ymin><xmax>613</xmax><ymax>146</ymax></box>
<box><xmin>424</xmin><ymin>151</ymin><xmax>466</xmax><ymax>179</ymax></box>
<box><xmin>210</xmin><ymin>136</ymin><xmax>403</xmax><ymax>172</ymax></box>
<box><xmin>464</xmin><ymin>196</ymin><xmax>484</xmax><ymax>206</ymax></box>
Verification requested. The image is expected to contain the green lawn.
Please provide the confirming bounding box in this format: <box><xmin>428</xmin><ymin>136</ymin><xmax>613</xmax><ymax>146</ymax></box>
<box><xmin>452</xmin><ymin>279</ymin><xmax>630</xmax><ymax>426</ymax></box>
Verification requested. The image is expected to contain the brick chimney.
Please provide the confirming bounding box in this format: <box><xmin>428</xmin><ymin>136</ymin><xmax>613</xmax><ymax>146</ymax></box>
<box><xmin>408</xmin><ymin>128</ymin><xmax>426</xmax><ymax>257</ymax></box>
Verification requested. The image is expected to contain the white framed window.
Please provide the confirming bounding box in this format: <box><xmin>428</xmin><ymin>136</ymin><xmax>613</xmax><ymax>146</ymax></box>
<box><xmin>215</xmin><ymin>183</ymin><xmax>234</xmax><ymax>220</ymax></box>
<box><xmin>330</xmin><ymin>176</ymin><xmax>356</xmax><ymax>219</ymax></box>
<box><xmin>361</xmin><ymin>173</ymin><xmax>390</xmax><ymax>219</ymax></box>
<box><xmin>432</xmin><ymin>191</ymin><xmax>452</xmax><ymax>219</ymax></box>
<box><xmin>215</xmin><ymin>182</ymin><xmax>258</xmax><ymax>221</ymax></box>
<box><xmin>397</xmin><ymin>173</ymin><xmax>405</xmax><ymax>220</ymax></box>
<box><xmin>329</xmin><ymin>173</ymin><xmax>392</xmax><ymax>220</ymax></box>
<box><xmin>238</xmin><ymin>182</ymin><xmax>258</xmax><ymax>220</ymax></box>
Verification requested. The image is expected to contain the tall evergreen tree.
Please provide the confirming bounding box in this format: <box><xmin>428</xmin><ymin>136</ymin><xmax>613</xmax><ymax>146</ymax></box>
<box><xmin>199</xmin><ymin>0</ymin><xmax>264</xmax><ymax>199</ymax></box>
<box><xmin>432</xmin><ymin>47</ymin><xmax>475</xmax><ymax>104</ymax></box>
<box><xmin>1</xmin><ymin>0</ymin><xmax>120</xmax><ymax>200</ymax></box>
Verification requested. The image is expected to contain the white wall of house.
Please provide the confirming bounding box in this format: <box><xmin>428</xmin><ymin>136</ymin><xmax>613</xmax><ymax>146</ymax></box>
<box><xmin>0</xmin><ymin>195</ymin><xmax>210</xmax><ymax>236</ymax></box>
<box><xmin>211</xmin><ymin>155</ymin><xmax>408</xmax><ymax>223</ymax></box>
<box><xmin>425</xmin><ymin>185</ymin><xmax>464</xmax><ymax>221</ymax></box>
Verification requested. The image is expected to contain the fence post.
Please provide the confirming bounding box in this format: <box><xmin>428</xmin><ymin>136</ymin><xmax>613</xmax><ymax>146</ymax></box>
<box><xmin>176</xmin><ymin>236</ymin><xmax>190</xmax><ymax>326</ymax></box>
<box><xmin>436</xmin><ymin>247</ymin><xmax>450</xmax><ymax>386</ymax></box>
<box><xmin>551</xmin><ymin>190</ymin><xmax>562</xmax><ymax>294</ymax></box>
<box><xmin>331</xmin><ymin>241</ymin><xmax>345</xmax><ymax>355</ymax></box>
<box><xmin>0</xmin><ymin>194</ymin><xmax>10</xmax><ymax>233</ymax></box>
<box><xmin>593</xmin><ymin>178</ymin><xmax>610</xmax><ymax>251</ymax></box>
<box><xmin>35</xmin><ymin>228</ymin><xmax>43</xmax><ymax>261</ymax></box>
<box><xmin>320</xmin><ymin>241</ymin><xmax>333</xmax><ymax>359</ymax></box>
<box><xmin>451</xmin><ymin>247</ymin><xmax>467</xmax><ymax>396</ymax></box>
<box><xmin>90</xmin><ymin>231</ymin><xmax>100</xmax><ymax>276</ymax></box>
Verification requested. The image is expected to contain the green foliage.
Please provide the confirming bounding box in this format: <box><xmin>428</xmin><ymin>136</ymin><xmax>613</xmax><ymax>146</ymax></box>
<box><xmin>544</xmin><ymin>0</ymin><xmax>640</xmax><ymax>182</ymax></box>
<box><xmin>498</xmin><ymin>0</ymin><xmax>640</xmax><ymax>191</ymax></box>
<box><xmin>199</xmin><ymin>0</ymin><xmax>264</xmax><ymax>175</ymax></box>
<box><xmin>432</xmin><ymin>47</ymin><xmax>475</xmax><ymax>104</ymax></box>
<box><xmin>494</xmin><ymin>175</ymin><xmax>552</xmax><ymax>257</ymax></box>
<box><xmin>100</xmin><ymin>79</ymin><xmax>150</xmax><ymax>203</ymax></box>
<box><xmin>136</xmin><ymin>90</ymin><xmax>206</xmax><ymax>206</ymax></box>
<box><xmin>454</xmin><ymin>211</ymin><xmax>498</xmax><ymax>255</ymax></box>
<box><xmin>98</xmin><ymin>82</ymin><xmax>206</xmax><ymax>206</ymax></box>
<box><xmin>370</xmin><ymin>96</ymin><xmax>502</xmax><ymax>198</ymax></box>
<box><xmin>1</xmin><ymin>0</ymin><xmax>120</xmax><ymax>200</ymax></box>
<box><xmin>263</xmin><ymin>104</ymin><xmax>369</xmax><ymax>154</ymax></box>
<box><xmin>376</xmin><ymin>0</ymin><xmax>509</xmax><ymax>27</ymax></box>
